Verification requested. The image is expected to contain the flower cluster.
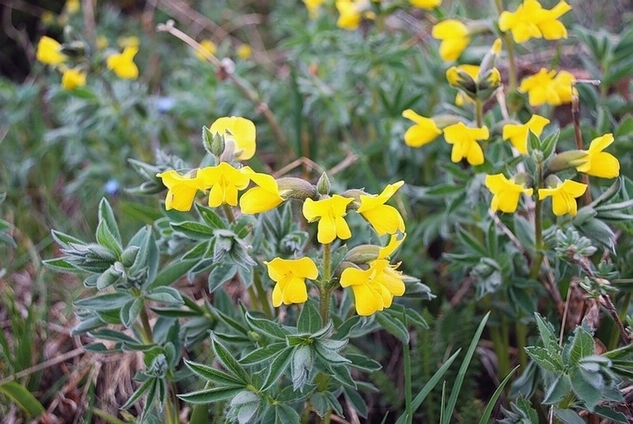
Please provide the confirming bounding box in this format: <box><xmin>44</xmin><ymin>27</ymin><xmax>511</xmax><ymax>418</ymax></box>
<box><xmin>35</xmin><ymin>33</ymin><xmax>139</xmax><ymax>90</ymax></box>
<box><xmin>485</xmin><ymin>133</ymin><xmax>619</xmax><ymax>217</ymax></box>
<box><xmin>157</xmin><ymin>116</ymin><xmax>410</xmax><ymax>316</ymax></box>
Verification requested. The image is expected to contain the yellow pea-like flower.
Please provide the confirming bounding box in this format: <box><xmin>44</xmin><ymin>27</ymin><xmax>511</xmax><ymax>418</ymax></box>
<box><xmin>198</xmin><ymin>163</ymin><xmax>251</xmax><ymax>208</ymax></box>
<box><xmin>538</xmin><ymin>179</ymin><xmax>587</xmax><ymax>216</ymax></box>
<box><xmin>209</xmin><ymin>116</ymin><xmax>257</xmax><ymax>161</ymax></box>
<box><xmin>502</xmin><ymin>115</ymin><xmax>550</xmax><ymax>154</ymax></box>
<box><xmin>357</xmin><ymin>181</ymin><xmax>405</xmax><ymax>236</ymax></box>
<box><xmin>265</xmin><ymin>257</ymin><xmax>319</xmax><ymax>307</ymax></box>
<box><xmin>303</xmin><ymin>195</ymin><xmax>353</xmax><ymax>244</ymax></box>
<box><xmin>402</xmin><ymin>109</ymin><xmax>443</xmax><ymax>148</ymax></box>
<box><xmin>156</xmin><ymin>169</ymin><xmax>207</xmax><ymax>211</ymax></box>
<box><xmin>106</xmin><ymin>46</ymin><xmax>139</xmax><ymax>80</ymax></box>
<box><xmin>576</xmin><ymin>133</ymin><xmax>620</xmax><ymax>179</ymax></box>
<box><xmin>61</xmin><ymin>67</ymin><xmax>87</xmax><ymax>90</ymax></box>
<box><xmin>432</xmin><ymin>19</ymin><xmax>470</xmax><ymax>62</ymax></box>
<box><xmin>485</xmin><ymin>174</ymin><xmax>533</xmax><ymax>213</ymax></box>
<box><xmin>36</xmin><ymin>36</ymin><xmax>67</xmax><ymax>66</ymax></box>
<box><xmin>443</xmin><ymin>122</ymin><xmax>489</xmax><ymax>166</ymax></box>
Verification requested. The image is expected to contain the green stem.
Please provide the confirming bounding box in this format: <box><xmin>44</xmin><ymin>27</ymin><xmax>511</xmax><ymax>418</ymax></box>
<box><xmin>490</xmin><ymin>324</ymin><xmax>510</xmax><ymax>379</ymax></box>
<box><xmin>608</xmin><ymin>291</ymin><xmax>632</xmax><ymax>350</ymax></box>
<box><xmin>402</xmin><ymin>312</ymin><xmax>412</xmax><ymax>424</ymax></box>
<box><xmin>492</xmin><ymin>0</ymin><xmax>517</xmax><ymax>89</ymax></box>
<box><xmin>529</xmin><ymin>162</ymin><xmax>544</xmax><ymax>280</ymax></box>
<box><xmin>515</xmin><ymin>320</ymin><xmax>528</xmax><ymax>369</ymax></box>
<box><xmin>253</xmin><ymin>272</ymin><xmax>273</xmax><ymax>319</ymax></box>
<box><xmin>222</xmin><ymin>203</ymin><xmax>235</xmax><ymax>223</ymax></box>
<box><xmin>475</xmin><ymin>99</ymin><xmax>484</xmax><ymax>128</ymax></box>
<box><xmin>320</xmin><ymin>243</ymin><xmax>332</xmax><ymax>326</ymax></box>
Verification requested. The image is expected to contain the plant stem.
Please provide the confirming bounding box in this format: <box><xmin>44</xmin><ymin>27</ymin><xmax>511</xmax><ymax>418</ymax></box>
<box><xmin>475</xmin><ymin>98</ymin><xmax>484</xmax><ymax>128</ymax></box>
<box><xmin>402</xmin><ymin>311</ymin><xmax>413</xmax><ymax>424</ymax></box>
<box><xmin>320</xmin><ymin>243</ymin><xmax>332</xmax><ymax>326</ymax></box>
<box><xmin>515</xmin><ymin>320</ymin><xmax>528</xmax><ymax>369</ymax></box>
<box><xmin>222</xmin><ymin>203</ymin><xmax>235</xmax><ymax>223</ymax></box>
<box><xmin>493</xmin><ymin>0</ymin><xmax>519</xmax><ymax>111</ymax></box>
<box><xmin>253</xmin><ymin>272</ymin><xmax>273</xmax><ymax>319</ymax></box>
<box><xmin>529</xmin><ymin>161</ymin><xmax>544</xmax><ymax>280</ymax></box>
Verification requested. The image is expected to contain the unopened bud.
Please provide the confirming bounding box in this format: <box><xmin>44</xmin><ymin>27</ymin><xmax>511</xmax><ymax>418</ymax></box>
<box><xmin>344</xmin><ymin>245</ymin><xmax>381</xmax><ymax>265</ymax></box>
<box><xmin>202</xmin><ymin>126</ymin><xmax>225</xmax><ymax>157</ymax></box>
<box><xmin>447</xmin><ymin>66</ymin><xmax>476</xmax><ymax>95</ymax></box>
<box><xmin>120</xmin><ymin>246</ymin><xmax>140</xmax><ymax>267</ymax></box>
<box><xmin>316</xmin><ymin>172</ymin><xmax>331</xmax><ymax>196</ymax></box>
<box><xmin>546</xmin><ymin>150</ymin><xmax>588</xmax><ymax>174</ymax></box>
<box><xmin>277</xmin><ymin>177</ymin><xmax>318</xmax><ymax>201</ymax></box>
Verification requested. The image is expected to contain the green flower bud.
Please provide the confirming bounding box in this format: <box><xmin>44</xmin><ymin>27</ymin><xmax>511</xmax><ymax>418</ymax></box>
<box><xmin>316</xmin><ymin>172</ymin><xmax>331</xmax><ymax>196</ymax></box>
<box><xmin>344</xmin><ymin>244</ymin><xmax>381</xmax><ymax>265</ymax></box>
<box><xmin>277</xmin><ymin>177</ymin><xmax>318</xmax><ymax>201</ymax></box>
<box><xmin>546</xmin><ymin>150</ymin><xmax>588</xmax><ymax>174</ymax></box>
<box><xmin>202</xmin><ymin>126</ymin><xmax>224</xmax><ymax>157</ymax></box>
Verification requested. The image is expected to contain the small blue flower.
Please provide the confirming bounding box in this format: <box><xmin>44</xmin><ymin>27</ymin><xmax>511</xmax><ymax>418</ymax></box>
<box><xmin>104</xmin><ymin>178</ymin><xmax>120</xmax><ymax>195</ymax></box>
<box><xmin>155</xmin><ymin>96</ymin><xmax>176</xmax><ymax>113</ymax></box>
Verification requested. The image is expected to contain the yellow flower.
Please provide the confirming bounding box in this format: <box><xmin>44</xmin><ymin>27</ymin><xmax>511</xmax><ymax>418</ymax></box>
<box><xmin>499</xmin><ymin>0</ymin><xmax>572</xmax><ymax>44</ymax></box>
<box><xmin>303</xmin><ymin>195</ymin><xmax>353</xmax><ymax>244</ymax></box>
<box><xmin>402</xmin><ymin>109</ymin><xmax>442</xmax><ymax>148</ymax></box>
<box><xmin>519</xmin><ymin>68</ymin><xmax>575</xmax><ymax>106</ymax></box>
<box><xmin>432</xmin><ymin>20</ymin><xmax>470</xmax><ymax>62</ymax></box>
<box><xmin>443</xmin><ymin>122</ymin><xmax>489</xmax><ymax>166</ymax></box>
<box><xmin>538</xmin><ymin>179</ymin><xmax>587</xmax><ymax>216</ymax></box>
<box><xmin>106</xmin><ymin>46</ymin><xmax>139</xmax><ymax>80</ymax></box>
<box><xmin>502</xmin><ymin>114</ymin><xmax>550</xmax><ymax>154</ymax></box>
<box><xmin>357</xmin><ymin>181</ymin><xmax>405</xmax><ymax>236</ymax></box>
<box><xmin>237</xmin><ymin>44</ymin><xmax>252</xmax><ymax>60</ymax></box>
<box><xmin>410</xmin><ymin>0</ymin><xmax>441</xmax><ymax>9</ymax></box>
<box><xmin>117</xmin><ymin>36</ymin><xmax>140</xmax><ymax>49</ymax></box>
<box><xmin>36</xmin><ymin>36</ymin><xmax>66</xmax><ymax>66</ymax></box>
<box><xmin>156</xmin><ymin>169</ymin><xmax>207</xmax><ymax>211</ymax></box>
<box><xmin>265</xmin><ymin>257</ymin><xmax>318</xmax><ymax>307</ymax></box>
<box><xmin>340</xmin><ymin>259</ymin><xmax>405</xmax><ymax>316</ymax></box>
<box><xmin>304</xmin><ymin>0</ymin><xmax>326</xmax><ymax>18</ymax></box>
<box><xmin>239</xmin><ymin>169</ymin><xmax>284</xmax><ymax>214</ymax></box>
<box><xmin>209</xmin><ymin>116</ymin><xmax>257</xmax><ymax>161</ymax></box>
<box><xmin>61</xmin><ymin>67</ymin><xmax>87</xmax><ymax>90</ymax></box>
<box><xmin>195</xmin><ymin>39</ymin><xmax>217</xmax><ymax>60</ymax></box>
<box><xmin>335</xmin><ymin>0</ymin><xmax>373</xmax><ymax>30</ymax></box>
<box><xmin>65</xmin><ymin>0</ymin><xmax>80</xmax><ymax>14</ymax></box>
<box><xmin>485</xmin><ymin>174</ymin><xmax>533</xmax><ymax>213</ymax></box>
<box><xmin>198</xmin><ymin>163</ymin><xmax>251</xmax><ymax>208</ymax></box>
<box><xmin>576</xmin><ymin>133</ymin><xmax>620</xmax><ymax>178</ymax></box>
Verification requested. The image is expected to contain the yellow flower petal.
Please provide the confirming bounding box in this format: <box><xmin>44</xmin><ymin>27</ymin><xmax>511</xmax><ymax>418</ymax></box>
<box><xmin>36</xmin><ymin>36</ymin><xmax>66</xmax><ymax>66</ymax></box>
<box><xmin>432</xmin><ymin>20</ymin><xmax>470</xmax><ymax>62</ymax></box>
<box><xmin>106</xmin><ymin>46</ymin><xmax>139</xmax><ymax>79</ymax></box>
<box><xmin>303</xmin><ymin>195</ymin><xmax>353</xmax><ymax>244</ymax></box>
<box><xmin>209</xmin><ymin>116</ymin><xmax>257</xmax><ymax>161</ymax></box>
<box><xmin>61</xmin><ymin>68</ymin><xmax>87</xmax><ymax>90</ymax></box>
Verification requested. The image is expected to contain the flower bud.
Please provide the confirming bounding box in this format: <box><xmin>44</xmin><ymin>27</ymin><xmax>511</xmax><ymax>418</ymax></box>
<box><xmin>316</xmin><ymin>172</ymin><xmax>331</xmax><ymax>196</ymax></box>
<box><xmin>202</xmin><ymin>126</ymin><xmax>225</xmax><ymax>157</ymax></box>
<box><xmin>344</xmin><ymin>244</ymin><xmax>381</xmax><ymax>265</ymax></box>
<box><xmin>546</xmin><ymin>150</ymin><xmax>588</xmax><ymax>174</ymax></box>
<box><xmin>447</xmin><ymin>66</ymin><xmax>477</xmax><ymax>96</ymax></box>
<box><xmin>277</xmin><ymin>177</ymin><xmax>318</xmax><ymax>201</ymax></box>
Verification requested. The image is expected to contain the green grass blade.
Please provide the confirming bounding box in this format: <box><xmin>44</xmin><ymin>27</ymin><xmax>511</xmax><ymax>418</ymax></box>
<box><xmin>441</xmin><ymin>311</ymin><xmax>491</xmax><ymax>424</ymax></box>
<box><xmin>477</xmin><ymin>365</ymin><xmax>520</xmax><ymax>424</ymax></box>
<box><xmin>394</xmin><ymin>348</ymin><xmax>462</xmax><ymax>424</ymax></box>
<box><xmin>0</xmin><ymin>381</ymin><xmax>45</xmax><ymax>417</ymax></box>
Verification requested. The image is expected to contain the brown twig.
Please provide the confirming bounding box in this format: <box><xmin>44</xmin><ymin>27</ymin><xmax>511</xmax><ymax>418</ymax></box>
<box><xmin>156</xmin><ymin>20</ymin><xmax>290</xmax><ymax>153</ymax></box>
